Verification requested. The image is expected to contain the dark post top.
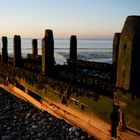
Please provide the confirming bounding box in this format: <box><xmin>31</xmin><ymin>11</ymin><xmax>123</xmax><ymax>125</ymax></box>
<box><xmin>14</xmin><ymin>35</ymin><xmax>21</xmax><ymax>49</ymax></box>
<box><xmin>42</xmin><ymin>29</ymin><xmax>54</xmax><ymax>75</ymax></box>
<box><xmin>32</xmin><ymin>39</ymin><xmax>38</xmax><ymax>55</ymax></box>
<box><xmin>1</xmin><ymin>36</ymin><xmax>8</xmax><ymax>62</ymax></box>
<box><xmin>112</xmin><ymin>33</ymin><xmax>121</xmax><ymax>65</ymax></box>
<box><xmin>44</xmin><ymin>29</ymin><xmax>54</xmax><ymax>47</ymax></box>
<box><xmin>2</xmin><ymin>36</ymin><xmax>7</xmax><ymax>48</ymax></box>
<box><xmin>13</xmin><ymin>35</ymin><xmax>22</xmax><ymax>66</ymax></box>
<box><xmin>70</xmin><ymin>35</ymin><xmax>77</xmax><ymax>60</ymax></box>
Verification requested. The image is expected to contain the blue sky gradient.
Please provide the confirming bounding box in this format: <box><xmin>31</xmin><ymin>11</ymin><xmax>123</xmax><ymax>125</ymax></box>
<box><xmin>0</xmin><ymin>0</ymin><xmax>140</xmax><ymax>38</ymax></box>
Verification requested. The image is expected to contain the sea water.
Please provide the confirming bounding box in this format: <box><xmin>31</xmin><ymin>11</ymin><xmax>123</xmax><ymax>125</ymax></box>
<box><xmin>0</xmin><ymin>38</ymin><xmax>113</xmax><ymax>65</ymax></box>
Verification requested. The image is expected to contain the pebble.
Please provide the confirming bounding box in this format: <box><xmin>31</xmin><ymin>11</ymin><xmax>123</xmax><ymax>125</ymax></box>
<box><xmin>0</xmin><ymin>88</ymin><xmax>95</xmax><ymax>140</ymax></box>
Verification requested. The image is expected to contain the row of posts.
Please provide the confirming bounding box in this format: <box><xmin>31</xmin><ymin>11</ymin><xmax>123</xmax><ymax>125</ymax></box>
<box><xmin>1</xmin><ymin>30</ymin><xmax>77</xmax><ymax>75</ymax></box>
<box><xmin>1</xmin><ymin>15</ymin><xmax>140</xmax><ymax>95</ymax></box>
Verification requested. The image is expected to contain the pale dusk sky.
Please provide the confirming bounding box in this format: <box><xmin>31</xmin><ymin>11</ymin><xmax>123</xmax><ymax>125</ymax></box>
<box><xmin>0</xmin><ymin>0</ymin><xmax>140</xmax><ymax>39</ymax></box>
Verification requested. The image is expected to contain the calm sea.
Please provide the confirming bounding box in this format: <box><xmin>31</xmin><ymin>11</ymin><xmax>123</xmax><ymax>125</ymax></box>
<box><xmin>0</xmin><ymin>38</ymin><xmax>113</xmax><ymax>65</ymax></box>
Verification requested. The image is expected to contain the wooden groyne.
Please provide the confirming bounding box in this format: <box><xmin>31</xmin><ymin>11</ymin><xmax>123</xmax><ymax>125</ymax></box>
<box><xmin>0</xmin><ymin>83</ymin><xmax>111</xmax><ymax>140</ymax></box>
<box><xmin>1</xmin><ymin>15</ymin><xmax>140</xmax><ymax>139</ymax></box>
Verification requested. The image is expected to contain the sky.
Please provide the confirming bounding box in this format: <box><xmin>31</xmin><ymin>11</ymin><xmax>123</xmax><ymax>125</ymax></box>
<box><xmin>0</xmin><ymin>0</ymin><xmax>140</xmax><ymax>39</ymax></box>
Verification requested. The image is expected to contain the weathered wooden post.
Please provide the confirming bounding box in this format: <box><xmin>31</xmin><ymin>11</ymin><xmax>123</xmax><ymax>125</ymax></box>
<box><xmin>112</xmin><ymin>33</ymin><xmax>121</xmax><ymax>82</ymax></box>
<box><xmin>2</xmin><ymin>36</ymin><xmax>8</xmax><ymax>62</ymax></box>
<box><xmin>70</xmin><ymin>35</ymin><xmax>77</xmax><ymax>60</ymax></box>
<box><xmin>42</xmin><ymin>29</ymin><xmax>54</xmax><ymax>75</ymax></box>
<box><xmin>112</xmin><ymin>33</ymin><xmax>121</xmax><ymax>66</ymax></box>
<box><xmin>32</xmin><ymin>39</ymin><xmax>38</xmax><ymax>55</ymax></box>
<box><xmin>116</xmin><ymin>16</ymin><xmax>140</xmax><ymax>95</ymax></box>
<box><xmin>13</xmin><ymin>35</ymin><xmax>22</xmax><ymax>66</ymax></box>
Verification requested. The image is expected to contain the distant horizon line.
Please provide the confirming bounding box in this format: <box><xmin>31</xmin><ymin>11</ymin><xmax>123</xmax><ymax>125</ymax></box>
<box><xmin>4</xmin><ymin>37</ymin><xmax>113</xmax><ymax>40</ymax></box>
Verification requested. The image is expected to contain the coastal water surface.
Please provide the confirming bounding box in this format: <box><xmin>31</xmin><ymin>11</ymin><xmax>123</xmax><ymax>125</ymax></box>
<box><xmin>0</xmin><ymin>38</ymin><xmax>113</xmax><ymax>65</ymax></box>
